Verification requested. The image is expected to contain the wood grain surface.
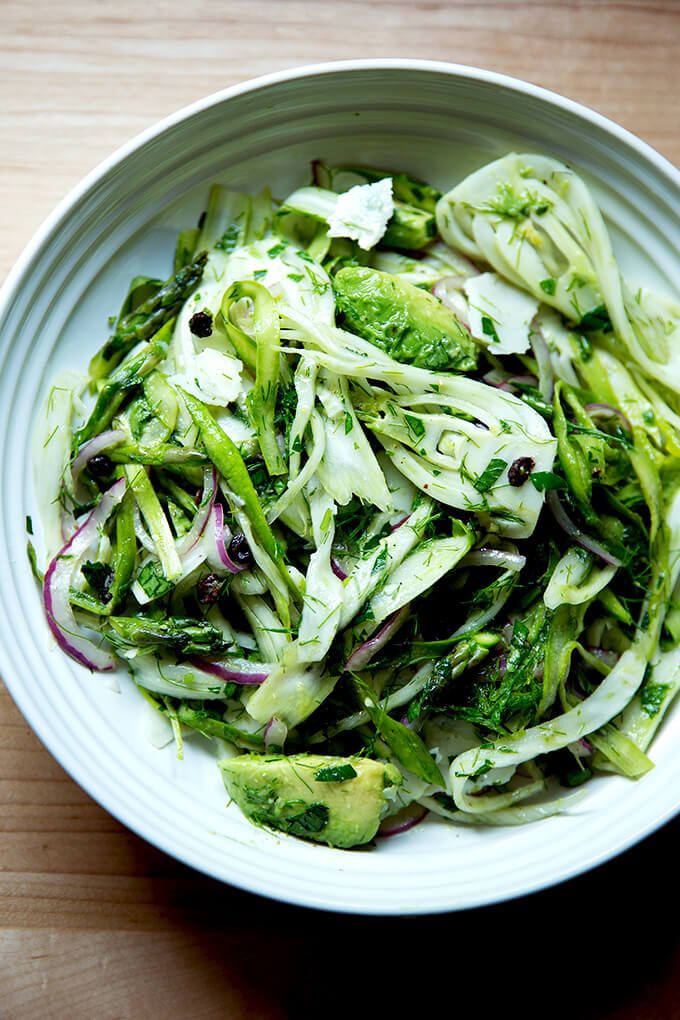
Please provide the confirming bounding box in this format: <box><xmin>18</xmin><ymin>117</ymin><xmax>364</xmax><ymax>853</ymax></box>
<box><xmin>1</xmin><ymin>2</ymin><xmax>679</xmax><ymax>1017</ymax></box>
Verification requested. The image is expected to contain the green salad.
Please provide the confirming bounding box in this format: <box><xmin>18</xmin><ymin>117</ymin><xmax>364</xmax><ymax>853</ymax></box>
<box><xmin>33</xmin><ymin>153</ymin><xmax>680</xmax><ymax>849</ymax></box>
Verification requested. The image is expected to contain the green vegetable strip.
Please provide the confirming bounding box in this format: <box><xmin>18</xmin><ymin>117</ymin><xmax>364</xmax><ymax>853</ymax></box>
<box><xmin>179</xmin><ymin>390</ymin><xmax>297</xmax><ymax>599</ymax></box>
<box><xmin>247</xmin><ymin>188</ymin><xmax>273</xmax><ymax>242</ymax></box>
<box><xmin>219</xmin><ymin>283</ymin><xmax>257</xmax><ymax>371</ymax></box>
<box><xmin>75</xmin><ymin>319</ymin><xmax>175</xmax><ymax>448</ymax></box>
<box><xmin>89</xmin><ymin>252</ymin><xmax>207</xmax><ymax>379</ymax></box>
<box><xmin>177</xmin><ymin>704</ymin><xmax>265</xmax><ymax>751</ymax></box>
<box><xmin>108</xmin><ymin>491</ymin><xmax>136</xmax><ymax>609</ymax></box>
<box><xmin>198</xmin><ymin>186</ymin><xmax>251</xmax><ymax>252</ymax></box>
<box><xmin>229</xmin><ymin>280</ymin><xmax>286</xmax><ymax>476</ymax></box>
<box><xmin>124</xmin><ymin>464</ymin><xmax>182</xmax><ymax>581</ymax></box>
<box><xmin>116</xmin><ymin>276</ymin><xmax>163</xmax><ymax>322</ymax></box>
<box><xmin>173</xmin><ymin>228</ymin><xmax>200</xmax><ymax>272</ymax></box>
<box><xmin>588</xmin><ymin>723</ymin><xmax>653</xmax><ymax>778</ymax></box>
<box><xmin>356</xmin><ymin>679</ymin><xmax>443</xmax><ymax>787</ymax></box>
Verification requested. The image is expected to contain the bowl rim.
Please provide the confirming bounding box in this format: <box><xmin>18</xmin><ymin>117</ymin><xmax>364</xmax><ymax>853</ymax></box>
<box><xmin>1</xmin><ymin>59</ymin><xmax>679</xmax><ymax>914</ymax></box>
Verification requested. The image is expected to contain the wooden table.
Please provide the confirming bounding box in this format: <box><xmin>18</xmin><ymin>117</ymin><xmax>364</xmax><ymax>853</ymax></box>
<box><xmin>1</xmin><ymin>3</ymin><xmax>679</xmax><ymax>1016</ymax></box>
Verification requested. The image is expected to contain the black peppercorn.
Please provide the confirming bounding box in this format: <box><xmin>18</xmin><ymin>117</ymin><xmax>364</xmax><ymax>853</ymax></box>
<box><xmin>87</xmin><ymin>453</ymin><xmax>114</xmax><ymax>480</ymax></box>
<box><xmin>508</xmin><ymin>456</ymin><xmax>535</xmax><ymax>487</ymax></box>
<box><xmin>189</xmin><ymin>310</ymin><xmax>213</xmax><ymax>338</ymax></box>
<box><xmin>228</xmin><ymin>533</ymin><xmax>253</xmax><ymax>568</ymax></box>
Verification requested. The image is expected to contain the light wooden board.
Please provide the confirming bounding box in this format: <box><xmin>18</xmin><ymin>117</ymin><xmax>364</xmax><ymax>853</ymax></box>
<box><xmin>1</xmin><ymin>2</ymin><xmax>679</xmax><ymax>1016</ymax></box>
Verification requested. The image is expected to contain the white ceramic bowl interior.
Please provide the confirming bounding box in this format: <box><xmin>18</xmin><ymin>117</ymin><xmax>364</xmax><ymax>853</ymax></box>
<box><xmin>1</xmin><ymin>61</ymin><xmax>678</xmax><ymax>914</ymax></box>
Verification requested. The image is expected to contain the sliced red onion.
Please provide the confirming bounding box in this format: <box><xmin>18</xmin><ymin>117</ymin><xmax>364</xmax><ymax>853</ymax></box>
<box><xmin>331</xmin><ymin>557</ymin><xmax>348</xmax><ymax>581</ymax></box>
<box><xmin>482</xmin><ymin>370</ymin><xmax>538</xmax><ymax>392</ymax></box>
<box><xmin>585</xmin><ymin>403</ymin><xmax>632</xmax><ymax>434</ymax></box>
<box><xmin>529</xmin><ymin>321</ymin><xmax>554</xmax><ymax>401</ymax></box>
<box><xmin>177</xmin><ymin>467</ymin><xmax>216</xmax><ymax>557</ymax></box>
<box><xmin>43</xmin><ymin>477</ymin><xmax>126</xmax><ymax>671</ymax></box>
<box><xmin>71</xmin><ymin>429</ymin><xmax>126</xmax><ymax>486</ymax></box>
<box><xmin>432</xmin><ymin>277</ymin><xmax>470</xmax><ymax>327</ymax></box>
<box><xmin>547</xmin><ymin>491</ymin><xmax>622</xmax><ymax>567</ymax></box>
<box><xmin>390</xmin><ymin>514</ymin><xmax>411</xmax><ymax>533</ymax></box>
<box><xmin>264</xmin><ymin>715</ymin><xmax>288</xmax><ymax>749</ymax></box>
<box><xmin>462</xmin><ymin>548</ymin><xmax>526</xmax><ymax>572</ymax></box>
<box><xmin>345</xmin><ymin>605</ymin><xmax>410</xmax><ymax>672</ymax></box>
<box><xmin>191</xmin><ymin>657</ymin><xmax>270</xmax><ymax>684</ymax></box>
<box><xmin>206</xmin><ymin>503</ymin><xmax>245</xmax><ymax>574</ymax></box>
<box><xmin>378</xmin><ymin>802</ymin><xmax>429</xmax><ymax>837</ymax></box>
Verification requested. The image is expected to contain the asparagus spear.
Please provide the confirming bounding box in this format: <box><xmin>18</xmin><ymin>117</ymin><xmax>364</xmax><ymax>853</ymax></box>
<box><xmin>89</xmin><ymin>251</ymin><xmax>208</xmax><ymax>379</ymax></box>
<box><xmin>107</xmin><ymin>615</ymin><xmax>232</xmax><ymax>657</ymax></box>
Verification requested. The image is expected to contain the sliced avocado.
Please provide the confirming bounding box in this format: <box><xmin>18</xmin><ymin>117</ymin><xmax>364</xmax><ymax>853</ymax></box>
<box><xmin>333</xmin><ymin>266</ymin><xmax>477</xmax><ymax>373</ymax></box>
<box><xmin>219</xmin><ymin>752</ymin><xmax>402</xmax><ymax>848</ymax></box>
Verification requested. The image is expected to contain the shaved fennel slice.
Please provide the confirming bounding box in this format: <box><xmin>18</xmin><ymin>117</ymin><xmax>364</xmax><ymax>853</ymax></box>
<box><xmin>619</xmin><ymin>282</ymin><xmax>680</xmax><ymax>395</ymax></box>
<box><xmin>464</xmin><ymin>272</ymin><xmax>538</xmax><ymax>354</ymax></box>
<box><xmin>543</xmin><ymin>546</ymin><xmax>617</xmax><ymax>611</ymax></box>
<box><xmin>450</xmin><ymin>647</ymin><xmax>647</xmax><ymax>813</ymax></box>
<box><xmin>34</xmin><ymin>371</ymin><xmax>88</xmax><ymax>559</ymax></box>
<box><xmin>436</xmin><ymin>152</ymin><xmax>621</xmax><ymax>328</ymax></box>
<box><xmin>244</xmin><ymin>643</ymin><xmax>336</xmax><ymax>727</ymax></box>
<box><xmin>338</xmin><ymin>498</ymin><xmax>434</xmax><ymax>629</ymax></box>
<box><xmin>297</xmin><ymin>484</ymin><xmax>344</xmax><ymax>663</ymax></box>
<box><xmin>279</xmin><ymin>305</ymin><xmax>556</xmax><ymax>538</ymax></box>
<box><xmin>315</xmin><ymin>370</ymin><xmax>391</xmax><ymax>510</ymax></box>
<box><xmin>368</xmin><ymin>528</ymin><xmax>473</xmax><ymax>626</ymax></box>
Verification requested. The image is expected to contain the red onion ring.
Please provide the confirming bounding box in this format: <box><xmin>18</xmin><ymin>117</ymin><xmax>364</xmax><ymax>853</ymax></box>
<box><xmin>345</xmin><ymin>605</ymin><xmax>410</xmax><ymax>672</ymax></box>
<box><xmin>331</xmin><ymin>558</ymin><xmax>348</xmax><ymax>581</ymax></box>
<box><xmin>378</xmin><ymin>802</ymin><xmax>429</xmax><ymax>837</ymax></box>
<box><xmin>547</xmin><ymin>491</ymin><xmax>622</xmax><ymax>567</ymax></box>
<box><xmin>43</xmin><ymin>477</ymin><xmax>126</xmax><ymax>671</ymax></box>
<box><xmin>71</xmin><ymin>429</ymin><xmax>126</xmax><ymax>487</ymax></box>
<box><xmin>191</xmin><ymin>657</ymin><xmax>269</xmax><ymax>684</ymax></box>
<box><xmin>585</xmin><ymin>403</ymin><xmax>633</xmax><ymax>434</ymax></box>
<box><xmin>206</xmin><ymin>504</ymin><xmax>245</xmax><ymax>574</ymax></box>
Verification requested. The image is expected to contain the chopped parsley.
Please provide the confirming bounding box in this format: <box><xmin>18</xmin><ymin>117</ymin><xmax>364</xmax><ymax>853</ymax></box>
<box><xmin>473</xmin><ymin>458</ymin><xmax>507</xmax><ymax>493</ymax></box>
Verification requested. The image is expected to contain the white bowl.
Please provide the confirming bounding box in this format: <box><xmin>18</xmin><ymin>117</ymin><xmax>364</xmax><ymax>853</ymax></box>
<box><xmin>1</xmin><ymin>60</ymin><xmax>678</xmax><ymax>914</ymax></box>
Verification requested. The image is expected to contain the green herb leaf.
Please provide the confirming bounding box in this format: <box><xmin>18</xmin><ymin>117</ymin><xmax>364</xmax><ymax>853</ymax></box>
<box><xmin>530</xmin><ymin>471</ymin><xmax>568</xmax><ymax>492</ymax></box>
<box><xmin>473</xmin><ymin>458</ymin><xmax>507</xmax><ymax>493</ymax></box>
<box><xmin>371</xmin><ymin>546</ymin><xmax>389</xmax><ymax>575</ymax></box>
<box><xmin>579</xmin><ymin>304</ymin><xmax>612</xmax><ymax>334</ymax></box>
<box><xmin>404</xmin><ymin>413</ymin><xmax>426</xmax><ymax>440</ymax></box>
<box><xmin>481</xmin><ymin>316</ymin><xmax>500</xmax><ymax>344</ymax></box>
<box><xmin>640</xmin><ymin>681</ymin><xmax>670</xmax><ymax>718</ymax></box>
<box><xmin>314</xmin><ymin>763</ymin><xmax>358</xmax><ymax>783</ymax></box>
<box><xmin>137</xmin><ymin>561</ymin><xmax>174</xmax><ymax>599</ymax></box>
<box><xmin>539</xmin><ymin>278</ymin><xmax>557</xmax><ymax>295</ymax></box>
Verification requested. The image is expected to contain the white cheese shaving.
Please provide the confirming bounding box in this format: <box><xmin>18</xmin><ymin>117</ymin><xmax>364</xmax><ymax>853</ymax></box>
<box><xmin>327</xmin><ymin>178</ymin><xmax>394</xmax><ymax>250</ymax></box>
<box><xmin>464</xmin><ymin>272</ymin><xmax>539</xmax><ymax>354</ymax></box>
